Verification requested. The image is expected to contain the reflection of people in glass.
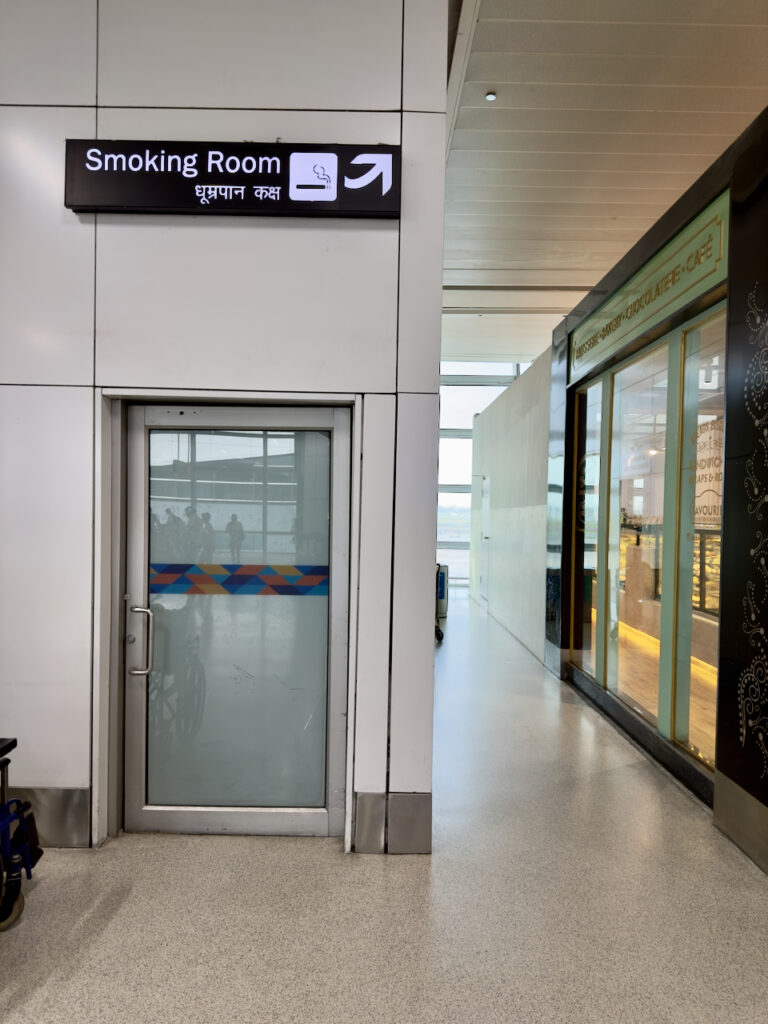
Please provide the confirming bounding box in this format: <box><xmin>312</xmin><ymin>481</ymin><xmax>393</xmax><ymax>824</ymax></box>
<box><xmin>164</xmin><ymin>507</ymin><xmax>184</xmax><ymax>560</ymax></box>
<box><xmin>200</xmin><ymin>512</ymin><xmax>215</xmax><ymax>562</ymax></box>
<box><xmin>225</xmin><ymin>513</ymin><xmax>245</xmax><ymax>562</ymax></box>
<box><xmin>184</xmin><ymin>506</ymin><xmax>203</xmax><ymax>560</ymax></box>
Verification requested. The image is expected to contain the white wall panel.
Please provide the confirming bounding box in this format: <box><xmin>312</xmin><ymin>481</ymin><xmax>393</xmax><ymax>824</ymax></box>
<box><xmin>94</xmin><ymin>110</ymin><xmax>401</xmax><ymax>394</ymax></box>
<box><xmin>0</xmin><ymin>107</ymin><xmax>96</xmax><ymax>386</ymax></box>
<box><xmin>96</xmin><ymin>108</ymin><xmax>401</xmax><ymax>147</ymax></box>
<box><xmin>397</xmin><ymin>113</ymin><xmax>445</xmax><ymax>394</ymax></box>
<box><xmin>98</xmin><ymin>0</ymin><xmax>402</xmax><ymax>110</ymax></box>
<box><xmin>403</xmin><ymin>0</ymin><xmax>448</xmax><ymax>113</ymax></box>
<box><xmin>353</xmin><ymin>395</ymin><xmax>396</xmax><ymax>794</ymax></box>
<box><xmin>389</xmin><ymin>394</ymin><xmax>439</xmax><ymax>793</ymax></box>
<box><xmin>0</xmin><ymin>386</ymin><xmax>93</xmax><ymax>787</ymax></box>
<box><xmin>0</xmin><ymin>0</ymin><xmax>96</xmax><ymax>105</ymax></box>
<box><xmin>96</xmin><ymin>216</ymin><xmax>398</xmax><ymax>392</ymax></box>
<box><xmin>487</xmin><ymin>505</ymin><xmax>547</xmax><ymax>663</ymax></box>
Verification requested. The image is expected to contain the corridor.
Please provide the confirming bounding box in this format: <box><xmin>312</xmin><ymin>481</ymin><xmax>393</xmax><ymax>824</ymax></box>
<box><xmin>2</xmin><ymin>591</ymin><xmax>767</xmax><ymax>1024</ymax></box>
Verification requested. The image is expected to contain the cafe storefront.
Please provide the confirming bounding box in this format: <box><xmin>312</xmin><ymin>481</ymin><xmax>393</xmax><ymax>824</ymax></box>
<box><xmin>547</xmin><ymin>106</ymin><xmax>768</xmax><ymax>873</ymax></box>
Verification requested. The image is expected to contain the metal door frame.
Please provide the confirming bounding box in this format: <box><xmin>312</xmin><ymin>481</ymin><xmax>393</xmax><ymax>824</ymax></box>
<box><xmin>479</xmin><ymin>475</ymin><xmax>491</xmax><ymax>604</ymax></box>
<box><xmin>123</xmin><ymin>403</ymin><xmax>350</xmax><ymax>836</ymax></box>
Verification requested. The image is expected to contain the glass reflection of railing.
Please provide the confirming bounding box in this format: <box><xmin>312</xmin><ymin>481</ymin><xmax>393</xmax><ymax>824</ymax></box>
<box><xmin>618</xmin><ymin>522</ymin><xmax>663</xmax><ymax>599</ymax></box>
<box><xmin>149</xmin><ymin>634</ymin><xmax>206</xmax><ymax>743</ymax></box>
<box><xmin>617</xmin><ymin>524</ymin><xmax>720</xmax><ymax>616</ymax></box>
<box><xmin>150</xmin><ymin>476</ymin><xmax>297</xmax><ymax>502</ymax></box>
<box><xmin>693</xmin><ymin>529</ymin><xmax>721</xmax><ymax>616</ymax></box>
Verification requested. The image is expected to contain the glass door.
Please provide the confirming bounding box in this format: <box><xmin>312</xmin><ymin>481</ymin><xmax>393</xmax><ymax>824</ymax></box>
<box><xmin>124</xmin><ymin>405</ymin><xmax>349</xmax><ymax>835</ymax></box>
<box><xmin>479</xmin><ymin>476</ymin><xmax>491</xmax><ymax>603</ymax></box>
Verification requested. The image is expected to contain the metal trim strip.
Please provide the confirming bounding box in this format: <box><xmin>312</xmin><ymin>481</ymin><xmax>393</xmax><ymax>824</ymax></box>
<box><xmin>8</xmin><ymin>787</ymin><xmax>90</xmax><ymax>848</ymax></box>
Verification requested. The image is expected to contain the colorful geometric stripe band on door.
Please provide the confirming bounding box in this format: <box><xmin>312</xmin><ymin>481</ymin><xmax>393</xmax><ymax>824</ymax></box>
<box><xmin>149</xmin><ymin>564</ymin><xmax>329</xmax><ymax>595</ymax></box>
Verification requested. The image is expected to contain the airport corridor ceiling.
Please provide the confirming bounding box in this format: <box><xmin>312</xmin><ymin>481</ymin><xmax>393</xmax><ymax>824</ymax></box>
<box><xmin>442</xmin><ymin>0</ymin><xmax>768</xmax><ymax>365</ymax></box>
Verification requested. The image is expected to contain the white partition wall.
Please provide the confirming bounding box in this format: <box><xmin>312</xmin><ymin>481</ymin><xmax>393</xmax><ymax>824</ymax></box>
<box><xmin>0</xmin><ymin>0</ymin><xmax>447</xmax><ymax>852</ymax></box>
<box><xmin>470</xmin><ymin>352</ymin><xmax>552</xmax><ymax>663</ymax></box>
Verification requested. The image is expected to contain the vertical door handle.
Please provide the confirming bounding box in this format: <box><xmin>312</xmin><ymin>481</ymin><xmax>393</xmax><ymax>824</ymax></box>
<box><xmin>128</xmin><ymin>606</ymin><xmax>155</xmax><ymax>676</ymax></box>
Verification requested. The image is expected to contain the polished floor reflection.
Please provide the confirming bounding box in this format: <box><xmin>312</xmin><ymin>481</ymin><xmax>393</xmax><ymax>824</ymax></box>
<box><xmin>583</xmin><ymin>607</ymin><xmax>717</xmax><ymax>766</ymax></box>
<box><xmin>3</xmin><ymin>591</ymin><xmax>767</xmax><ymax>1024</ymax></box>
<box><xmin>611</xmin><ymin>620</ymin><xmax>717</xmax><ymax>764</ymax></box>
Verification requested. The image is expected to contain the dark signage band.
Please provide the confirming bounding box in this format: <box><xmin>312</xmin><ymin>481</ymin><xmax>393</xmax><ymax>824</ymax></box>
<box><xmin>65</xmin><ymin>140</ymin><xmax>401</xmax><ymax>218</ymax></box>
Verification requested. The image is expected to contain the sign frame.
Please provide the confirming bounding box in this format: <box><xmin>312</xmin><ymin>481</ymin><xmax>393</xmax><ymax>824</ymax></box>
<box><xmin>65</xmin><ymin>139</ymin><xmax>401</xmax><ymax>219</ymax></box>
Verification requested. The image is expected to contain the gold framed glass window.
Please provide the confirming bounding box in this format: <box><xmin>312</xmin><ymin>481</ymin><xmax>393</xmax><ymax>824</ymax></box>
<box><xmin>572</xmin><ymin>382</ymin><xmax>602</xmax><ymax>676</ymax></box>
<box><xmin>606</xmin><ymin>343</ymin><xmax>669</xmax><ymax>726</ymax></box>
<box><xmin>674</xmin><ymin>310</ymin><xmax>726</xmax><ymax>767</ymax></box>
<box><xmin>571</xmin><ymin>301</ymin><xmax>726</xmax><ymax>772</ymax></box>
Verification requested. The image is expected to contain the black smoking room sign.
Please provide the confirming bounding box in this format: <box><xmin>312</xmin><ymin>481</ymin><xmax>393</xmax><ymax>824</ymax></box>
<box><xmin>65</xmin><ymin>140</ymin><xmax>401</xmax><ymax>218</ymax></box>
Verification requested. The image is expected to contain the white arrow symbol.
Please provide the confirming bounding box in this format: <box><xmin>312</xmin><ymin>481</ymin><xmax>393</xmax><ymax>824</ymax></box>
<box><xmin>344</xmin><ymin>154</ymin><xmax>392</xmax><ymax>196</ymax></box>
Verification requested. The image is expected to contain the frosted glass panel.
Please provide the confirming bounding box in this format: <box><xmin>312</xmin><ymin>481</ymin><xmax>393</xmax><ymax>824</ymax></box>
<box><xmin>147</xmin><ymin>594</ymin><xmax>328</xmax><ymax>807</ymax></box>
<box><xmin>146</xmin><ymin>429</ymin><xmax>330</xmax><ymax>807</ymax></box>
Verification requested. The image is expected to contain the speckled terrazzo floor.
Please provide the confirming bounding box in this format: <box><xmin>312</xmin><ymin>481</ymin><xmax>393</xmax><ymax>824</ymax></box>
<box><xmin>2</xmin><ymin>590</ymin><xmax>768</xmax><ymax>1023</ymax></box>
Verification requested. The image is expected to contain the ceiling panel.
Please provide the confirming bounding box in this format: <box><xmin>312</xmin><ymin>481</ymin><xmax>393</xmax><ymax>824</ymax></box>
<box><xmin>444</xmin><ymin>248</ymin><xmax>641</xmax><ymax>272</ymax></box>
<box><xmin>442</xmin><ymin>311</ymin><xmax>566</xmax><ymax>362</ymax></box>
<box><xmin>444</xmin><ymin>219</ymin><xmax>656</xmax><ymax>240</ymax></box>
<box><xmin>442</xmin><ymin>0</ymin><xmax>768</xmax><ymax>365</ymax></box>
<box><xmin>442</xmin><ymin>287</ymin><xmax>587</xmax><ymax>311</ymax></box>
<box><xmin>456</xmin><ymin>108</ymin><xmax>758</xmax><ymax>135</ymax></box>
<box><xmin>467</xmin><ymin>53</ymin><xmax>768</xmax><ymax>89</ymax></box>
<box><xmin>446</xmin><ymin>184</ymin><xmax>684</xmax><ymax>204</ymax></box>
<box><xmin>447</xmin><ymin>150</ymin><xmax>712</xmax><ymax>173</ymax></box>
<box><xmin>449</xmin><ymin>129</ymin><xmax>734</xmax><ymax>154</ymax></box>
<box><xmin>443</xmin><ymin>268</ymin><xmax>601</xmax><ymax>287</ymax></box>
<box><xmin>470</xmin><ymin>21</ymin><xmax>768</xmax><ymax>59</ymax></box>
<box><xmin>479</xmin><ymin>0</ymin><xmax>768</xmax><ymax>22</ymax></box>
<box><xmin>444</xmin><ymin>227</ymin><xmax>650</xmax><ymax>249</ymax></box>
<box><xmin>446</xmin><ymin>168</ymin><xmax>699</xmax><ymax>189</ymax></box>
<box><xmin>444</xmin><ymin>200</ymin><xmax>674</xmax><ymax>218</ymax></box>
<box><xmin>459</xmin><ymin>82</ymin><xmax>768</xmax><ymax>115</ymax></box>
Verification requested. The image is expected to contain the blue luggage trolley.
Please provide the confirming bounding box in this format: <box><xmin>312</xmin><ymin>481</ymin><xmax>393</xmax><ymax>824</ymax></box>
<box><xmin>0</xmin><ymin>738</ymin><xmax>43</xmax><ymax>930</ymax></box>
<box><xmin>435</xmin><ymin>564</ymin><xmax>448</xmax><ymax>642</ymax></box>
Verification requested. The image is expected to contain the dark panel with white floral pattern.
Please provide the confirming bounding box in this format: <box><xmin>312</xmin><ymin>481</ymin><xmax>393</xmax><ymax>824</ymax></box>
<box><xmin>718</xmin><ymin>129</ymin><xmax>768</xmax><ymax>807</ymax></box>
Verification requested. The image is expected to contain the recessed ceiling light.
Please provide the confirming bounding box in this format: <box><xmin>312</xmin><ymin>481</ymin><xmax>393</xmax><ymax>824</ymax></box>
<box><xmin>485</xmin><ymin>91</ymin><xmax>497</xmax><ymax>102</ymax></box>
